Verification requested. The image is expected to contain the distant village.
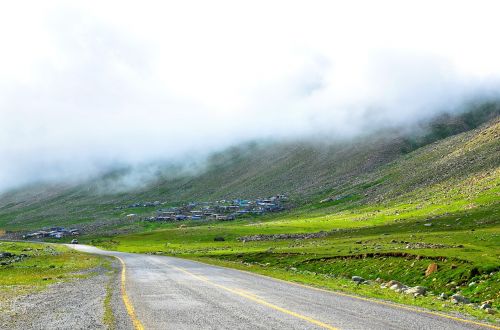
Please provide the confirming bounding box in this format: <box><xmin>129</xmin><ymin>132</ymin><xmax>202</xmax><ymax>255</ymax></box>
<box><xmin>22</xmin><ymin>195</ymin><xmax>288</xmax><ymax>240</ymax></box>
<box><xmin>130</xmin><ymin>194</ymin><xmax>289</xmax><ymax>222</ymax></box>
<box><xmin>23</xmin><ymin>227</ymin><xmax>80</xmax><ymax>240</ymax></box>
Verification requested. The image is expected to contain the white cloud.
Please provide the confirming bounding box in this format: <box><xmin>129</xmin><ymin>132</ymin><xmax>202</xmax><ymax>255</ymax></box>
<box><xmin>1</xmin><ymin>0</ymin><xmax>500</xmax><ymax>191</ymax></box>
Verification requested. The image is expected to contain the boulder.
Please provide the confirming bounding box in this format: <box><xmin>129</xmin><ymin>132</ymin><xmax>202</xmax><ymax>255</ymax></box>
<box><xmin>451</xmin><ymin>294</ymin><xmax>470</xmax><ymax>304</ymax></box>
<box><xmin>480</xmin><ymin>303</ymin><xmax>492</xmax><ymax>310</ymax></box>
<box><xmin>404</xmin><ymin>286</ymin><xmax>427</xmax><ymax>296</ymax></box>
<box><xmin>389</xmin><ymin>282</ymin><xmax>407</xmax><ymax>292</ymax></box>
<box><xmin>352</xmin><ymin>276</ymin><xmax>366</xmax><ymax>284</ymax></box>
<box><xmin>0</xmin><ymin>252</ymin><xmax>14</xmax><ymax>259</ymax></box>
<box><xmin>439</xmin><ymin>292</ymin><xmax>448</xmax><ymax>300</ymax></box>
<box><xmin>387</xmin><ymin>280</ymin><xmax>402</xmax><ymax>287</ymax></box>
<box><xmin>485</xmin><ymin>308</ymin><xmax>496</xmax><ymax>315</ymax></box>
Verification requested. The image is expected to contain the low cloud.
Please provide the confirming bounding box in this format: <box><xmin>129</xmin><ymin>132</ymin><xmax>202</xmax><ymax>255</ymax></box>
<box><xmin>1</xmin><ymin>1</ymin><xmax>500</xmax><ymax>192</ymax></box>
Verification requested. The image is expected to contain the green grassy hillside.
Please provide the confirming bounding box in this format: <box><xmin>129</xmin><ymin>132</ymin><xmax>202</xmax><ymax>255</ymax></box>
<box><xmin>0</xmin><ymin>103</ymin><xmax>498</xmax><ymax>232</ymax></box>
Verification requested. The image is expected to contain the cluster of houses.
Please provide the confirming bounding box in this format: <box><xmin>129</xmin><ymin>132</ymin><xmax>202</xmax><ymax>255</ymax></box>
<box><xmin>23</xmin><ymin>227</ymin><xmax>80</xmax><ymax>240</ymax></box>
<box><xmin>144</xmin><ymin>195</ymin><xmax>288</xmax><ymax>223</ymax></box>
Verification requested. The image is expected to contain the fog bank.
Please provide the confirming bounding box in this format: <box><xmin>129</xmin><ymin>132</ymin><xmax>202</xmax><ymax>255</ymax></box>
<box><xmin>1</xmin><ymin>1</ymin><xmax>500</xmax><ymax>192</ymax></box>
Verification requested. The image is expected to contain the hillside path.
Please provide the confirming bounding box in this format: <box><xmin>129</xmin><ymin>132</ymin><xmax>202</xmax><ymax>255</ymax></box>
<box><xmin>70</xmin><ymin>244</ymin><xmax>496</xmax><ymax>330</ymax></box>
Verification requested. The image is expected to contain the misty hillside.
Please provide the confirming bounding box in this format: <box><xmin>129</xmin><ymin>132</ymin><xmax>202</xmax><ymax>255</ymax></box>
<box><xmin>0</xmin><ymin>103</ymin><xmax>498</xmax><ymax>231</ymax></box>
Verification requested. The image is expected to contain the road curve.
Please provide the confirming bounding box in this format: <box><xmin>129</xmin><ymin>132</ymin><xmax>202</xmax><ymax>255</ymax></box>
<box><xmin>70</xmin><ymin>244</ymin><xmax>496</xmax><ymax>330</ymax></box>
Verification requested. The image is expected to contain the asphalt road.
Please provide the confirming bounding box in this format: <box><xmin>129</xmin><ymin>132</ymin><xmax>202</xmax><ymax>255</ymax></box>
<box><xmin>70</xmin><ymin>244</ymin><xmax>496</xmax><ymax>330</ymax></box>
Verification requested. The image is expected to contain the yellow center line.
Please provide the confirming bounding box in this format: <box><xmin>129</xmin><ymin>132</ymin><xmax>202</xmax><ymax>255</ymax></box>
<box><xmin>116</xmin><ymin>256</ymin><xmax>145</xmax><ymax>330</ymax></box>
<box><xmin>170</xmin><ymin>264</ymin><xmax>339</xmax><ymax>330</ymax></box>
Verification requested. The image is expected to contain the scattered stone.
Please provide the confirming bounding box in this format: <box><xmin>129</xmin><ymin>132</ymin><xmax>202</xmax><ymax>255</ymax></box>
<box><xmin>451</xmin><ymin>294</ymin><xmax>470</xmax><ymax>304</ymax></box>
<box><xmin>387</xmin><ymin>280</ymin><xmax>402</xmax><ymax>287</ymax></box>
<box><xmin>480</xmin><ymin>303</ymin><xmax>492</xmax><ymax>310</ymax></box>
<box><xmin>425</xmin><ymin>263</ymin><xmax>438</xmax><ymax>276</ymax></box>
<box><xmin>352</xmin><ymin>276</ymin><xmax>366</xmax><ymax>284</ymax></box>
<box><xmin>389</xmin><ymin>282</ymin><xmax>408</xmax><ymax>293</ymax></box>
<box><xmin>404</xmin><ymin>286</ymin><xmax>427</xmax><ymax>296</ymax></box>
<box><xmin>469</xmin><ymin>282</ymin><xmax>477</xmax><ymax>287</ymax></box>
<box><xmin>0</xmin><ymin>252</ymin><xmax>14</xmax><ymax>259</ymax></box>
<box><xmin>213</xmin><ymin>236</ymin><xmax>225</xmax><ymax>242</ymax></box>
<box><xmin>238</xmin><ymin>231</ymin><xmax>330</xmax><ymax>242</ymax></box>
<box><xmin>439</xmin><ymin>293</ymin><xmax>448</xmax><ymax>300</ymax></box>
<box><xmin>485</xmin><ymin>308</ymin><xmax>496</xmax><ymax>315</ymax></box>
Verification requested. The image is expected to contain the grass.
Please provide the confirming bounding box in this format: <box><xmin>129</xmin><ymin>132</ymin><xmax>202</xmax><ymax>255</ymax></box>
<box><xmin>103</xmin><ymin>274</ymin><xmax>117</xmax><ymax>330</ymax></box>
<box><xmin>0</xmin><ymin>241</ymin><xmax>105</xmax><ymax>310</ymax></box>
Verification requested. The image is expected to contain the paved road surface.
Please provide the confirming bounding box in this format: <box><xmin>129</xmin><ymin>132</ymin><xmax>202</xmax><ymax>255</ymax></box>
<box><xmin>70</xmin><ymin>245</ymin><xmax>496</xmax><ymax>330</ymax></box>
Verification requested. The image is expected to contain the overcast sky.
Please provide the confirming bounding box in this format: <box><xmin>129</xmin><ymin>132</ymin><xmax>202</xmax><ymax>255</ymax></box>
<box><xmin>1</xmin><ymin>0</ymin><xmax>500</xmax><ymax>192</ymax></box>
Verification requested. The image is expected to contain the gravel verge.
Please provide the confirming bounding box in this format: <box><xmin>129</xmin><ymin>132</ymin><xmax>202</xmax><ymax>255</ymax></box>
<box><xmin>0</xmin><ymin>257</ymin><xmax>133</xmax><ymax>330</ymax></box>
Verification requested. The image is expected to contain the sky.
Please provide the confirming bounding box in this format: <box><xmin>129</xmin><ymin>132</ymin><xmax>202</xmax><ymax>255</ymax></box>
<box><xmin>1</xmin><ymin>0</ymin><xmax>500</xmax><ymax>192</ymax></box>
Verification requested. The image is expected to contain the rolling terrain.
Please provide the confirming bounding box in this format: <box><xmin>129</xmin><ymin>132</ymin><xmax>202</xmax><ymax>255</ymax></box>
<box><xmin>0</xmin><ymin>103</ymin><xmax>499</xmax><ymax>324</ymax></box>
<box><xmin>0</xmin><ymin>102</ymin><xmax>498</xmax><ymax>232</ymax></box>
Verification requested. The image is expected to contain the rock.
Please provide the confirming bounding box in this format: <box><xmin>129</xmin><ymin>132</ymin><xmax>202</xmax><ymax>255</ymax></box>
<box><xmin>352</xmin><ymin>276</ymin><xmax>366</xmax><ymax>284</ymax></box>
<box><xmin>439</xmin><ymin>293</ymin><xmax>448</xmax><ymax>300</ymax></box>
<box><xmin>375</xmin><ymin>277</ymin><xmax>383</xmax><ymax>283</ymax></box>
<box><xmin>480</xmin><ymin>303</ymin><xmax>492</xmax><ymax>310</ymax></box>
<box><xmin>213</xmin><ymin>236</ymin><xmax>225</xmax><ymax>242</ymax></box>
<box><xmin>485</xmin><ymin>308</ymin><xmax>496</xmax><ymax>315</ymax></box>
<box><xmin>389</xmin><ymin>282</ymin><xmax>407</xmax><ymax>292</ymax></box>
<box><xmin>425</xmin><ymin>263</ymin><xmax>438</xmax><ymax>276</ymax></box>
<box><xmin>0</xmin><ymin>252</ymin><xmax>14</xmax><ymax>259</ymax></box>
<box><xmin>451</xmin><ymin>294</ymin><xmax>470</xmax><ymax>304</ymax></box>
<box><xmin>468</xmin><ymin>282</ymin><xmax>476</xmax><ymax>287</ymax></box>
<box><xmin>387</xmin><ymin>280</ymin><xmax>402</xmax><ymax>287</ymax></box>
<box><xmin>404</xmin><ymin>286</ymin><xmax>427</xmax><ymax>296</ymax></box>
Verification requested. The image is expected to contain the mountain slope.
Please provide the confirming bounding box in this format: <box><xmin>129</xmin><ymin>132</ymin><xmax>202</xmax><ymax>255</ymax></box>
<box><xmin>0</xmin><ymin>104</ymin><xmax>498</xmax><ymax>231</ymax></box>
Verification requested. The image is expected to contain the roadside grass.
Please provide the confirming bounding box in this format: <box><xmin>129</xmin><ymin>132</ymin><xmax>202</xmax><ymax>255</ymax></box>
<box><xmin>103</xmin><ymin>275</ymin><xmax>116</xmax><ymax>330</ymax></box>
<box><xmin>0</xmin><ymin>241</ymin><xmax>104</xmax><ymax>309</ymax></box>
